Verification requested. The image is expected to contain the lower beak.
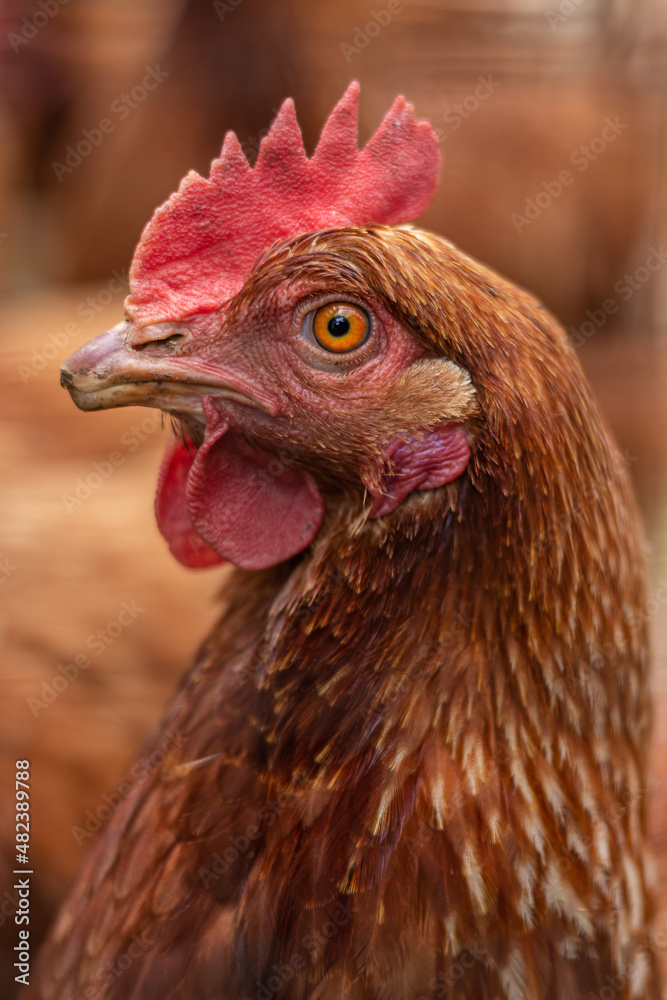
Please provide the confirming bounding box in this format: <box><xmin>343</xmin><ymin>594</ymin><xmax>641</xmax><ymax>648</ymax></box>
<box><xmin>61</xmin><ymin>322</ymin><xmax>273</xmax><ymax>420</ymax></box>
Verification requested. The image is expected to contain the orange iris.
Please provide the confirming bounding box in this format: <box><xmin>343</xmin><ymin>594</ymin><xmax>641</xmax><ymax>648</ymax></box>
<box><xmin>312</xmin><ymin>302</ymin><xmax>369</xmax><ymax>353</ymax></box>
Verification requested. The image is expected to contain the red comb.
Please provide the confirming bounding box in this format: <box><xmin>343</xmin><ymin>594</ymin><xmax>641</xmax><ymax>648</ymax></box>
<box><xmin>126</xmin><ymin>82</ymin><xmax>441</xmax><ymax>325</ymax></box>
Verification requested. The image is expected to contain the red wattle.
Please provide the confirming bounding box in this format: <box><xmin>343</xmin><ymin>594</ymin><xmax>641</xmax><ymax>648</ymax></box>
<box><xmin>185</xmin><ymin>417</ymin><xmax>324</xmax><ymax>571</ymax></box>
<box><xmin>154</xmin><ymin>436</ymin><xmax>225</xmax><ymax>568</ymax></box>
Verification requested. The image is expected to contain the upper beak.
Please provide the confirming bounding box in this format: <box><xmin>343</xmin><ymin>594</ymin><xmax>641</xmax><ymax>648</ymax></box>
<box><xmin>61</xmin><ymin>322</ymin><xmax>275</xmax><ymax>422</ymax></box>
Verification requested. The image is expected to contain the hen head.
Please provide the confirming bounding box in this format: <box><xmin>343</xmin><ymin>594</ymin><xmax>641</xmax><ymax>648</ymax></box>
<box><xmin>61</xmin><ymin>83</ymin><xmax>484</xmax><ymax>570</ymax></box>
<box><xmin>61</xmin><ymin>81</ymin><xmax>619</xmax><ymax>606</ymax></box>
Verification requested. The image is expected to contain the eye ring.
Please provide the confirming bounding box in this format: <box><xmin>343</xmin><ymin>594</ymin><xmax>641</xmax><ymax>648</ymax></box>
<box><xmin>311</xmin><ymin>302</ymin><xmax>370</xmax><ymax>353</ymax></box>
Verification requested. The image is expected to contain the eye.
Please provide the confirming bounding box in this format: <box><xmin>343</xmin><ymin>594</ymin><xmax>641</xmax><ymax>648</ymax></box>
<box><xmin>311</xmin><ymin>302</ymin><xmax>369</xmax><ymax>353</ymax></box>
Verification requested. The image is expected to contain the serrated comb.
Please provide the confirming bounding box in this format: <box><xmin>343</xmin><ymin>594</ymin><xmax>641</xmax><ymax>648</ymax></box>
<box><xmin>126</xmin><ymin>82</ymin><xmax>441</xmax><ymax>326</ymax></box>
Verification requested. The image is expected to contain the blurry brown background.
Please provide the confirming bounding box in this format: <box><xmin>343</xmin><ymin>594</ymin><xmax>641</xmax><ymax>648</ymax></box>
<box><xmin>1</xmin><ymin>0</ymin><xmax>667</xmax><ymax>992</ymax></box>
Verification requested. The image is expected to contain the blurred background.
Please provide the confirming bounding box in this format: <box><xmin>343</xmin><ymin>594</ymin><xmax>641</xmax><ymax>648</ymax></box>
<box><xmin>1</xmin><ymin>0</ymin><xmax>667</xmax><ymax>990</ymax></box>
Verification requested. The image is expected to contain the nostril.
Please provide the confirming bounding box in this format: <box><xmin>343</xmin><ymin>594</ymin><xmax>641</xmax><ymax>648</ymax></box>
<box><xmin>126</xmin><ymin>322</ymin><xmax>192</xmax><ymax>352</ymax></box>
<box><xmin>60</xmin><ymin>368</ymin><xmax>74</xmax><ymax>387</ymax></box>
<box><xmin>133</xmin><ymin>332</ymin><xmax>187</xmax><ymax>353</ymax></box>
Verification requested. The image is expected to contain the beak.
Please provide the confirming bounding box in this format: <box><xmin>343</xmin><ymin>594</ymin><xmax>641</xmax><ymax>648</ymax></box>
<box><xmin>60</xmin><ymin>322</ymin><xmax>276</xmax><ymax>422</ymax></box>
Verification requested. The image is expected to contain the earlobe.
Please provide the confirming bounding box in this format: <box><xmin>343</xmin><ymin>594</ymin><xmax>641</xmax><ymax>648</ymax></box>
<box><xmin>367</xmin><ymin>423</ymin><xmax>471</xmax><ymax>518</ymax></box>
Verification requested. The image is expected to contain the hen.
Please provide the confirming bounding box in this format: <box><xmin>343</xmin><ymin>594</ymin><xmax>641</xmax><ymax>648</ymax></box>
<box><xmin>33</xmin><ymin>84</ymin><xmax>660</xmax><ymax>999</ymax></box>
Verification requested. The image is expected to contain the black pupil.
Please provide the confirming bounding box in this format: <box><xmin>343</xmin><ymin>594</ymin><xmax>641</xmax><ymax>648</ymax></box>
<box><xmin>327</xmin><ymin>314</ymin><xmax>351</xmax><ymax>337</ymax></box>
